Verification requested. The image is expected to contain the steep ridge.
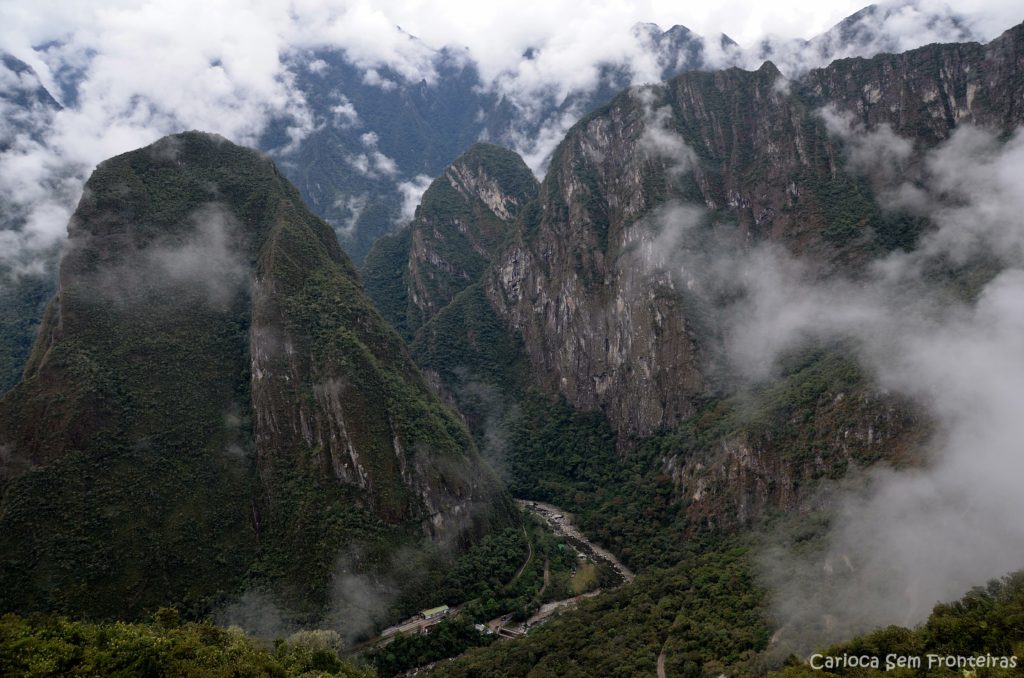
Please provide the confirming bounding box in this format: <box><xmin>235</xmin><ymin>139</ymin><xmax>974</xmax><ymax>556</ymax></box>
<box><xmin>487</xmin><ymin>63</ymin><xmax>809</xmax><ymax>443</ymax></box>
<box><xmin>368</xmin><ymin>25</ymin><xmax>1024</xmax><ymax>536</ymax></box>
<box><xmin>417</xmin><ymin>26</ymin><xmax>1024</xmax><ymax>677</ymax></box>
<box><xmin>804</xmin><ymin>22</ymin><xmax>1024</xmax><ymax>139</ymax></box>
<box><xmin>0</xmin><ymin>53</ymin><xmax>60</xmax><ymax>150</ymax></box>
<box><xmin>363</xmin><ymin>143</ymin><xmax>538</xmax><ymax>341</ymax></box>
<box><xmin>0</xmin><ymin>131</ymin><xmax>512</xmax><ymax>619</ymax></box>
<box><xmin>0</xmin><ymin>54</ymin><xmax>63</xmax><ymax>392</ymax></box>
<box><xmin>0</xmin><ymin>6</ymin><xmax>988</xmax><ymax>395</ymax></box>
<box><xmin>267</xmin><ymin>5</ymin><xmax>979</xmax><ymax>263</ymax></box>
<box><xmin>269</xmin><ymin>46</ymin><xmax>493</xmax><ymax>263</ymax></box>
<box><xmin>486</xmin><ymin>23</ymin><xmax>1024</xmax><ymax>443</ymax></box>
<box><xmin>276</xmin><ymin>23</ymin><xmax>720</xmax><ymax>263</ymax></box>
<box><xmin>753</xmin><ymin>1</ymin><xmax>978</xmax><ymax>74</ymax></box>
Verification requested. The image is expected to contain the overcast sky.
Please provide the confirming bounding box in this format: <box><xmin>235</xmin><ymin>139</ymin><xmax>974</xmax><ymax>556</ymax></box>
<box><xmin>2</xmin><ymin>0</ymin><xmax>1022</xmax><ymax>86</ymax></box>
<box><xmin>359</xmin><ymin>0</ymin><xmax>1020</xmax><ymax>68</ymax></box>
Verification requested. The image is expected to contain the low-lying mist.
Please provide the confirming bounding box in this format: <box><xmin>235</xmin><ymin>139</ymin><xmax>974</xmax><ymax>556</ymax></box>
<box><xmin>634</xmin><ymin>104</ymin><xmax>1024</xmax><ymax>652</ymax></box>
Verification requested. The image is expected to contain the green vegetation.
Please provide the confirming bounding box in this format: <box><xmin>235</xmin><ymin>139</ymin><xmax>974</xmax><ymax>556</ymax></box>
<box><xmin>411</xmin><ymin>283</ymin><xmax>530</xmax><ymax>441</ymax></box>
<box><xmin>0</xmin><ymin>262</ymin><xmax>55</xmax><ymax>394</ymax></box>
<box><xmin>362</xmin><ymin>516</ymin><xmax>595</xmax><ymax>676</ymax></box>
<box><xmin>811</xmin><ymin>169</ymin><xmax>929</xmax><ymax>254</ymax></box>
<box><xmin>432</xmin><ymin>540</ymin><xmax>769</xmax><ymax>678</ymax></box>
<box><xmin>360</xmin><ymin>228</ymin><xmax>413</xmax><ymax>339</ymax></box>
<box><xmin>0</xmin><ymin>132</ymin><xmax>513</xmax><ymax>624</ymax></box>
<box><xmin>500</xmin><ymin>348</ymin><xmax>906</xmax><ymax>571</ymax></box>
<box><xmin>447</xmin><ymin>143</ymin><xmax>539</xmax><ymax>211</ymax></box>
<box><xmin>772</xmin><ymin>571</ymin><xmax>1024</xmax><ymax>678</ymax></box>
<box><xmin>411</xmin><ymin>346</ymin><xmax>921</xmax><ymax>675</ymax></box>
<box><xmin>437</xmin><ymin>528</ymin><xmax>532</xmax><ymax>614</ymax></box>
<box><xmin>362</xmin><ymin>143</ymin><xmax>537</xmax><ymax>341</ymax></box>
<box><xmin>572</xmin><ymin>149</ymin><xmax>610</xmax><ymax>253</ymax></box>
<box><xmin>368</xmin><ymin>617</ymin><xmax>494</xmax><ymax>677</ymax></box>
<box><xmin>0</xmin><ymin>139</ymin><xmax>265</xmax><ymax>619</ymax></box>
<box><xmin>373</xmin><ymin>106</ymin><xmax>929</xmax><ymax>675</ymax></box>
<box><xmin>815</xmin><ymin>172</ymin><xmax>876</xmax><ymax>245</ymax></box>
<box><xmin>0</xmin><ymin>611</ymin><xmax>374</xmax><ymax>677</ymax></box>
<box><xmin>413</xmin><ymin>516</ymin><xmax>593</xmax><ymax>625</ymax></box>
<box><xmin>0</xmin><ymin>133</ymin><xmax>314</xmax><ymax>619</ymax></box>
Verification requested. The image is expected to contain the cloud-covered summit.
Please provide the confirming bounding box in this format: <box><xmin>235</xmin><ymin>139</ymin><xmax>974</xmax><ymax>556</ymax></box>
<box><xmin>0</xmin><ymin>0</ymin><xmax>1015</xmax><ymax>277</ymax></box>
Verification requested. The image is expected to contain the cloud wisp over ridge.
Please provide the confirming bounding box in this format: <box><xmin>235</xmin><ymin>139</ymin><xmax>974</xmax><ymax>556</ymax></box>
<box><xmin>614</xmin><ymin>85</ymin><xmax>1024</xmax><ymax>650</ymax></box>
<box><xmin>1</xmin><ymin>0</ymin><xmax>1018</xmax><ymax>273</ymax></box>
<box><xmin>723</xmin><ymin>123</ymin><xmax>1024</xmax><ymax>652</ymax></box>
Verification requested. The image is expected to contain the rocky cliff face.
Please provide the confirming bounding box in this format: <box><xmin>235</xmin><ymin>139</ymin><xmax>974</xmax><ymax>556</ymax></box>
<box><xmin>485</xmin><ymin>24</ymin><xmax>1024</xmax><ymax>444</ymax></box>
<box><xmin>486</xmin><ymin>62</ymin><xmax>815</xmax><ymax>441</ymax></box>
<box><xmin>0</xmin><ymin>54</ymin><xmax>63</xmax><ymax>393</ymax></box>
<box><xmin>405</xmin><ymin>144</ymin><xmax>538</xmax><ymax>333</ymax></box>
<box><xmin>661</xmin><ymin>355</ymin><xmax>926</xmax><ymax>530</ymax></box>
<box><xmin>804</xmin><ymin>23</ymin><xmax>1024</xmax><ymax>141</ymax></box>
<box><xmin>363</xmin><ymin>143</ymin><xmax>538</xmax><ymax>340</ymax></box>
<box><xmin>277</xmin><ymin>23</ymin><xmax>727</xmax><ymax>264</ymax></box>
<box><xmin>0</xmin><ymin>132</ymin><xmax>511</xmax><ymax>618</ymax></box>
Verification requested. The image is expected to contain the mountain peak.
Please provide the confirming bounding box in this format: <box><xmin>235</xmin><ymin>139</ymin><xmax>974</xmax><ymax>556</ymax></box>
<box><xmin>362</xmin><ymin>143</ymin><xmax>538</xmax><ymax>341</ymax></box>
<box><xmin>0</xmin><ymin>131</ymin><xmax>511</xmax><ymax>618</ymax></box>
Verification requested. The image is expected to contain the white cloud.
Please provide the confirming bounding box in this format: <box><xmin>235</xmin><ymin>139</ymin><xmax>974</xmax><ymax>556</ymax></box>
<box><xmin>714</xmin><ymin>124</ymin><xmax>1024</xmax><ymax>649</ymax></box>
<box><xmin>0</xmin><ymin>0</ymin><xmax>1019</xmax><ymax>271</ymax></box>
<box><xmin>345</xmin><ymin>130</ymin><xmax>398</xmax><ymax>178</ymax></box>
<box><xmin>283</xmin><ymin>1</ymin><xmax>440</xmax><ymax>84</ymax></box>
<box><xmin>0</xmin><ymin>0</ymin><xmax>1021</xmax><ymax>647</ymax></box>
<box><xmin>504</xmin><ymin>105</ymin><xmax>583</xmax><ymax>177</ymax></box>
<box><xmin>637</xmin><ymin>88</ymin><xmax>697</xmax><ymax>177</ymax></box>
<box><xmin>0</xmin><ymin>0</ymin><xmax>315</xmax><ymax>273</ymax></box>
<box><xmin>592</xmin><ymin>116</ymin><xmax>1024</xmax><ymax>649</ymax></box>
<box><xmin>361</xmin><ymin>68</ymin><xmax>397</xmax><ymax>91</ymax></box>
<box><xmin>397</xmin><ymin>174</ymin><xmax>433</xmax><ymax>224</ymax></box>
<box><xmin>333</xmin><ymin>193</ymin><xmax>368</xmax><ymax>238</ymax></box>
<box><xmin>283</xmin><ymin>0</ymin><xmax>1018</xmax><ymax>86</ymax></box>
<box><xmin>821</xmin><ymin>105</ymin><xmax>914</xmax><ymax>184</ymax></box>
<box><xmin>742</xmin><ymin>0</ymin><xmax>984</xmax><ymax>74</ymax></box>
<box><xmin>329</xmin><ymin>95</ymin><xmax>359</xmax><ymax>128</ymax></box>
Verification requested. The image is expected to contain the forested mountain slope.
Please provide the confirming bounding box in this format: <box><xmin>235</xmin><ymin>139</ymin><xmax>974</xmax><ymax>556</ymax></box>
<box><xmin>0</xmin><ymin>132</ymin><xmax>513</xmax><ymax>621</ymax></box>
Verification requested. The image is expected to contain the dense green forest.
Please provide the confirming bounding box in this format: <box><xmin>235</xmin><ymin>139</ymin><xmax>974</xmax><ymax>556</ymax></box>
<box><xmin>499</xmin><ymin>347</ymin><xmax>903</xmax><ymax>571</ymax></box>
<box><xmin>771</xmin><ymin>571</ymin><xmax>1024</xmax><ymax>677</ymax></box>
<box><xmin>365</xmin><ymin>514</ymin><xmax>601</xmax><ymax>676</ymax></box>
<box><xmin>0</xmin><ymin>132</ymin><xmax>516</xmax><ymax>627</ymax></box>
<box><xmin>432</xmin><ymin>539</ymin><xmax>770</xmax><ymax>677</ymax></box>
<box><xmin>361</xmin><ymin>143</ymin><xmax>537</xmax><ymax>343</ymax></box>
<box><xmin>0</xmin><ymin>264</ymin><xmax>53</xmax><ymax>394</ymax></box>
<box><xmin>397</xmin><ymin>346</ymin><xmax>927</xmax><ymax>675</ymax></box>
<box><xmin>0</xmin><ymin>611</ymin><xmax>374</xmax><ymax>677</ymax></box>
<box><xmin>8</xmin><ymin>563</ymin><xmax>1021</xmax><ymax>678</ymax></box>
<box><xmin>369</xmin><ymin>618</ymin><xmax>494</xmax><ymax>677</ymax></box>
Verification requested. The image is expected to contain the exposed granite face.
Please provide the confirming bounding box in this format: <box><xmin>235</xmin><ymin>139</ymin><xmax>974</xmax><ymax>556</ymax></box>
<box><xmin>486</xmin><ymin>63</ymin><xmax>823</xmax><ymax>441</ymax></box>
<box><xmin>485</xmin><ymin>24</ymin><xmax>1024</xmax><ymax>442</ymax></box>
<box><xmin>407</xmin><ymin>144</ymin><xmax>538</xmax><ymax>325</ymax></box>
<box><xmin>803</xmin><ymin>23</ymin><xmax>1024</xmax><ymax>142</ymax></box>
<box><xmin>363</xmin><ymin>142</ymin><xmax>538</xmax><ymax>340</ymax></box>
<box><xmin>665</xmin><ymin>386</ymin><xmax>925</xmax><ymax>530</ymax></box>
<box><xmin>0</xmin><ymin>132</ymin><xmax>512</xmax><ymax>618</ymax></box>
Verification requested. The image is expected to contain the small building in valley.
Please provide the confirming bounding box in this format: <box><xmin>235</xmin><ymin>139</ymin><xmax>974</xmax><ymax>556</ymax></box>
<box><xmin>420</xmin><ymin>605</ymin><xmax>449</xmax><ymax>620</ymax></box>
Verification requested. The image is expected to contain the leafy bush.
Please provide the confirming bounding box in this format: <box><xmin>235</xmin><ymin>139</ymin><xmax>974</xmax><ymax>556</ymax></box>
<box><xmin>0</xmin><ymin>612</ymin><xmax>375</xmax><ymax>677</ymax></box>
